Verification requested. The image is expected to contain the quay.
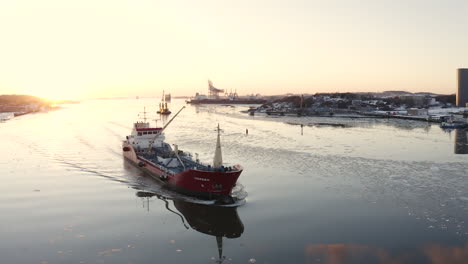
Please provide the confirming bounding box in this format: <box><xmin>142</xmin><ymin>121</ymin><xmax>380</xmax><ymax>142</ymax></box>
<box><xmin>256</xmin><ymin>106</ymin><xmax>468</xmax><ymax>128</ymax></box>
<box><xmin>358</xmin><ymin>112</ymin><xmax>443</xmax><ymax>123</ymax></box>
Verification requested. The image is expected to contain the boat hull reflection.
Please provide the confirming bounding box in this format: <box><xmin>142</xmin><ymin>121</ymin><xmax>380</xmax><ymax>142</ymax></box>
<box><xmin>173</xmin><ymin>200</ymin><xmax>244</xmax><ymax>238</ymax></box>
<box><xmin>135</xmin><ymin>191</ymin><xmax>244</xmax><ymax>262</ymax></box>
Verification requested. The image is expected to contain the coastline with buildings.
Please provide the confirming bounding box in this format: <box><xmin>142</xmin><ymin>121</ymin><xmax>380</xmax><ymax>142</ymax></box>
<box><xmin>3</xmin><ymin>69</ymin><xmax>468</xmax><ymax>127</ymax></box>
<box><xmin>0</xmin><ymin>95</ymin><xmax>61</xmax><ymax>122</ymax></box>
<box><xmin>246</xmin><ymin>91</ymin><xmax>467</xmax><ymax>123</ymax></box>
<box><xmin>243</xmin><ymin>69</ymin><xmax>468</xmax><ymax>128</ymax></box>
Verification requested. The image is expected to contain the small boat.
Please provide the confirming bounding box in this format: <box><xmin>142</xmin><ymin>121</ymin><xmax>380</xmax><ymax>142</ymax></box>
<box><xmin>265</xmin><ymin>110</ymin><xmax>286</xmax><ymax>116</ymax></box>
<box><xmin>440</xmin><ymin>122</ymin><xmax>468</xmax><ymax>129</ymax></box>
<box><xmin>14</xmin><ymin>112</ymin><xmax>28</xmax><ymax>117</ymax></box>
<box><xmin>123</xmin><ymin>107</ymin><xmax>243</xmax><ymax>203</ymax></box>
<box><xmin>440</xmin><ymin>116</ymin><xmax>468</xmax><ymax>129</ymax></box>
<box><xmin>157</xmin><ymin>90</ymin><xmax>171</xmax><ymax>115</ymax></box>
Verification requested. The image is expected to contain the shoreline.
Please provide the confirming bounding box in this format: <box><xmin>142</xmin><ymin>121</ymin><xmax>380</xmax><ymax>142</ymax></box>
<box><xmin>0</xmin><ymin>106</ymin><xmax>62</xmax><ymax>122</ymax></box>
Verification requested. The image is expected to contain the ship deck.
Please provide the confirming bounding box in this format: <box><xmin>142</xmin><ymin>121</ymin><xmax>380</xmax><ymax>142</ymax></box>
<box><xmin>138</xmin><ymin>150</ymin><xmax>239</xmax><ymax>174</ymax></box>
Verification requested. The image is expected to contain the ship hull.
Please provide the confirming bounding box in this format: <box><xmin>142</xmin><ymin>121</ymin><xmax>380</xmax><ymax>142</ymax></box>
<box><xmin>122</xmin><ymin>142</ymin><xmax>242</xmax><ymax>199</ymax></box>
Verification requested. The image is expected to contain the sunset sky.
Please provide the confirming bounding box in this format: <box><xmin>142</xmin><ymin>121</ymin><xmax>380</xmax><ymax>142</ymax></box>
<box><xmin>1</xmin><ymin>0</ymin><xmax>467</xmax><ymax>100</ymax></box>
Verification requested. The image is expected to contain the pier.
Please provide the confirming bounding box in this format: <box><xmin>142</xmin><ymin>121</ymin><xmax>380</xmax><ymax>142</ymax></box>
<box><xmin>358</xmin><ymin>112</ymin><xmax>443</xmax><ymax>123</ymax></box>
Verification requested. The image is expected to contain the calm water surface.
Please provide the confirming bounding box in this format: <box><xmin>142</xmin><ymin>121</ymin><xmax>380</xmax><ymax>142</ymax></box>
<box><xmin>1</xmin><ymin>98</ymin><xmax>467</xmax><ymax>264</ymax></box>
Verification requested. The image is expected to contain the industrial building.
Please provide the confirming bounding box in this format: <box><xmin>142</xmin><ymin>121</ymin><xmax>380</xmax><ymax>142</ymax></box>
<box><xmin>457</xmin><ymin>68</ymin><xmax>468</xmax><ymax>107</ymax></box>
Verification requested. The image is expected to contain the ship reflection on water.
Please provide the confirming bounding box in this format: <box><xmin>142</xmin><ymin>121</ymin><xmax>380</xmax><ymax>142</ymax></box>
<box><xmin>136</xmin><ymin>191</ymin><xmax>244</xmax><ymax>263</ymax></box>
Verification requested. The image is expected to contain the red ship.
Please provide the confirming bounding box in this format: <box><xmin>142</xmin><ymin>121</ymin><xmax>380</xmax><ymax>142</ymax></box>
<box><xmin>123</xmin><ymin>107</ymin><xmax>243</xmax><ymax>203</ymax></box>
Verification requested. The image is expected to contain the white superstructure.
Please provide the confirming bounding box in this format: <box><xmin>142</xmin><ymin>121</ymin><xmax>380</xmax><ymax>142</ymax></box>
<box><xmin>126</xmin><ymin>121</ymin><xmax>166</xmax><ymax>150</ymax></box>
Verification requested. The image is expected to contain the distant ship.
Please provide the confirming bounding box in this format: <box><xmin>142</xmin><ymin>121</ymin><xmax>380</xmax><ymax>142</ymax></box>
<box><xmin>157</xmin><ymin>90</ymin><xmax>171</xmax><ymax>115</ymax></box>
<box><xmin>123</xmin><ymin>107</ymin><xmax>243</xmax><ymax>203</ymax></box>
<box><xmin>186</xmin><ymin>80</ymin><xmax>267</xmax><ymax>105</ymax></box>
<box><xmin>13</xmin><ymin>112</ymin><xmax>29</xmax><ymax>117</ymax></box>
<box><xmin>164</xmin><ymin>92</ymin><xmax>171</xmax><ymax>102</ymax></box>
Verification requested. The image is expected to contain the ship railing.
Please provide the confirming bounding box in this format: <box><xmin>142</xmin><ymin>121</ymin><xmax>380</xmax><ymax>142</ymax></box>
<box><xmin>140</xmin><ymin>156</ymin><xmax>175</xmax><ymax>175</ymax></box>
<box><xmin>180</xmin><ymin>157</ymin><xmax>239</xmax><ymax>172</ymax></box>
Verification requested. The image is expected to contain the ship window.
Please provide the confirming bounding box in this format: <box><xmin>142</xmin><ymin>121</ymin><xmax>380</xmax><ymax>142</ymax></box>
<box><xmin>138</xmin><ymin>132</ymin><xmax>142</xmax><ymax>136</ymax></box>
<box><xmin>143</xmin><ymin>132</ymin><xmax>147</xmax><ymax>135</ymax></box>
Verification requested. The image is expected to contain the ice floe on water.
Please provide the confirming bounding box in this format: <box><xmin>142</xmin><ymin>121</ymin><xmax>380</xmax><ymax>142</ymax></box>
<box><xmin>302</xmin><ymin>154</ymin><xmax>468</xmax><ymax>237</ymax></box>
<box><xmin>215</xmin><ymin>132</ymin><xmax>468</xmax><ymax>236</ymax></box>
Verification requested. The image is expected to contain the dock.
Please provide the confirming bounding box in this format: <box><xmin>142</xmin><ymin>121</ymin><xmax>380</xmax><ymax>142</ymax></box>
<box><xmin>358</xmin><ymin>112</ymin><xmax>442</xmax><ymax>123</ymax></box>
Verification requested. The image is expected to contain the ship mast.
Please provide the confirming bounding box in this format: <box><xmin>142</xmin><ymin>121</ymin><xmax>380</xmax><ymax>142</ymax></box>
<box><xmin>139</xmin><ymin>107</ymin><xmax>148</xmax><ymax>123</ymax></box>
<box><xmin>159</xmin><ymin>90</ymin><xmax>165</xmax><ymax>112</ymax></box>
<box><xmin>215</xmin><ymin>236</ymin><xmax>225</xmax><ymax>264</ymax></box>
<box><xmin>213</xmin><ymin>124</ymin><xmax>223</xmax><ymax>168</ymax></box>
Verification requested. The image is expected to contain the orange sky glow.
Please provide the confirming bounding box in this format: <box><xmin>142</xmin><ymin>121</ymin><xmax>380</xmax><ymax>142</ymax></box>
<box><xmin>1</xmin><ymin>0</ymin><xmax>467</xmax><ymax>100</ymax></box>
